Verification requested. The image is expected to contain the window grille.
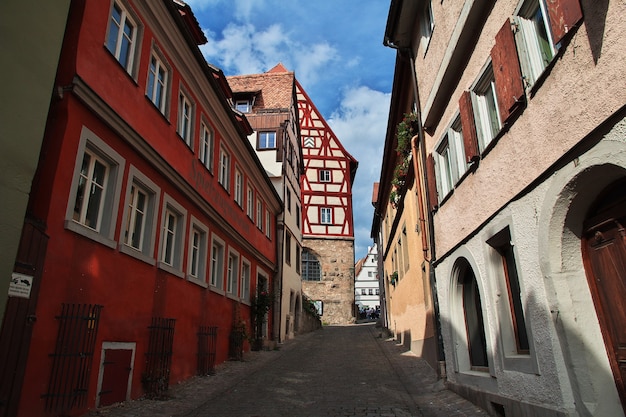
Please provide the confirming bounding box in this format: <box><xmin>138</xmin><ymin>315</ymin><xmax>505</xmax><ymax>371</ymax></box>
<box><xmin>197</xmin><ymin>326</ymin><xmax>218</xmax><ymax>375</ymax></box>
<box><xmin>142</xmin><ymin>317</ymin><xmax>176</xmax><ymax>397</ymax></box>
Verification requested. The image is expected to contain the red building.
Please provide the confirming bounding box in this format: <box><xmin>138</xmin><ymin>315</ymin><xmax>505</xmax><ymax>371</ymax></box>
<box><xmin>0</xmin><ymin>1</ymin><xmax>281</xmax><ymax>416</ymax></box>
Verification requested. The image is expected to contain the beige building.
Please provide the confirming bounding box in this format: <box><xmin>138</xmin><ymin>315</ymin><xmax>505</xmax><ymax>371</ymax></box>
<box><xmin>383</xmin><ymin>0</ymin><xmax>626</xmax><ymax>415</ymax></box>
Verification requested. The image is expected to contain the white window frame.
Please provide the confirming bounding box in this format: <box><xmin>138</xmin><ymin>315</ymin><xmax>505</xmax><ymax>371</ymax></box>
<box><xmin>177</xmin><ymin>87</ymin><xmax>194</xmax><ymax>147</ymax></box>
<box><xmin>157</xmin><ymin>194</ymin><xmax>187</xmax><ymax>277</ymax></box>
<box><xmin>258</xmin><ymin>131</ymin><xmax>276</xmax><ymax>149</ymax></box>
<box><xmin>514</xmin><ymin>0</ymin><xmax>558</xmax><ymax>89</ymax></box>
<box><xmin>419</xmin><ymin>0</ymin><xmax>435</xmax><ymax>54</ymax></box>
<box><xmin>240</xmin><ymin>258</ymin><xmax>251</xmax><ymax>303</ymax></box>
<box><xmin>319</xmin><ymin>169</ymin><xmax>331</xmax><ymax>183</ymax></box>
<box><xmin>218</xmin><ymin>147</ymin><xmax>230</xmax><ymax>191</ymax></box>
<box><xmin>226</xmin><ymin>248</ymin><xmax>240</xmax><ymax>297</ymax></box>
<box><xmin>471</xmin><ymin>63</ymin><xmax>501</xmax><ymax>151</ymax></box>
<box><xmin>256</xmin><ymin>199</ymin><xmax>263</xmax><ymax>231</ymax></box>
<box><xmin>234</xmin><ymin>168</ymin><xmax>243</xmax><ymax>207</ymax></box>
<box><xmin>247</xmin><ymin>182</ymin><xmax>254</xmax><ymax>220</ymax></box>
<box><xmin>187</xmin><ymin>216</ymin><xmax>209</xmax><ymax>285</ymax></box>
<box><xmin>434</xmin><ymin>115</ymin><xmax>466</xmax><ymax>201</ymax></box>
<box><xmin>265</xmin><ymin>209</ymin><xmax>271</xmax><ymax>239</ymax></box>
<box><xmin>235</xmin><ymin>99</ymin><xmax>251</xmax><ymax>113</ymax></box>
<box><xmin>66</xmin><ymin>126</ymin><xmax>125</xmax><ymax>249</ymax></box>
<box><xmin>146</xmin><ymin>46</ymin><xmax>170</xmax><ymax>115</ymax></box>
<box><xmin>320</xmin><ymin>207</ymin><xmax>332</xmax><ymax>225</ymax></box>
<box><xmin>120</xmin><ymin>166</ymin><xmax>160</xmax><ymax>264</ymax></box>
<box><xmin>210</xmin><ymin>234</ymin><xmax>225</xmax><ymax>292</ymax></box>
<box><xmin>105</xmin><ymin>0</ymin><xmax>140</xmax><ymax>76</ymax></box>
<box><xmin>199</xmin><ymin>120</ymin><xmax>214</xmax><ymax>171</ymax></box>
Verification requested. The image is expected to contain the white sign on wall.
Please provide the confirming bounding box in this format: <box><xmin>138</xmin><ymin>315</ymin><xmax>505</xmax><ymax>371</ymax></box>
<box><xmin>8</xmin><ymin>273</ymin><xmax>33</xmax><ymax>299</ymax></box>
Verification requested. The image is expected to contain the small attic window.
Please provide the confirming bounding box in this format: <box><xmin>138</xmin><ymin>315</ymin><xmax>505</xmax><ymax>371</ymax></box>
<box><xmin>235</xmin><ymin>99</ymin><xmax>251</xmax><ymax>113</ymax></box>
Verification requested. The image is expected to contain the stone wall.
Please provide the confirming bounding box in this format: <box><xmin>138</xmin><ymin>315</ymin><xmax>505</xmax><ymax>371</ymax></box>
<box><xmin>302</xmin><ymin>238</ymin><xmax>355</xmax><ymax>325</ymax></box>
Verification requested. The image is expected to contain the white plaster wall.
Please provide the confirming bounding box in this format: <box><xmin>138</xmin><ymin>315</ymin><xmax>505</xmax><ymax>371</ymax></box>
<box><xmin>436</xmin><ymin>131</ymin><xmax>626</xmax><ymax>416</ymax></box>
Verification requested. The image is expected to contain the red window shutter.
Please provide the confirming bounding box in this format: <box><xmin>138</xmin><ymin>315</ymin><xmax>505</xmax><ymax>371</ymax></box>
<box><xmin>491</xmin><ymin>20</ymin><xmax>524</xmax><ymax>124</ymax></box>
<box><xmin>426</xmin><ymin>154</ymin><xmax>438</xmax><ymax>211</ymax></box>
<box><xmin>458</xmin><ymin>91</ymin><xmax>479</xmax><ymax>163</ymax></box>
<box><xmin>547</xmin><ymin>0</ymin><xmax>583</xmax><ymax>44</ymax></box>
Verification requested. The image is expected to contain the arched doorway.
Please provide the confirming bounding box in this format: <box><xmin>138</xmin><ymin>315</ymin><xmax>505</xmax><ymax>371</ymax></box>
<box><xmin>460</xmin><ymin>265</ymin><xmax>489</xmax><ymax>371</ymax></box>
<box><xmin>582</xmin><ymin>178</ymin><xmax>626</xmax><ymax>408</ymax></box>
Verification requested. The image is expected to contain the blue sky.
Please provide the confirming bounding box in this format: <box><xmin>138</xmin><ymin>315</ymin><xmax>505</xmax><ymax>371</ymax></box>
<box><xmin>185</xmin><ymin>0</ymin><xmax>396</xmax><ymax>260</ymax></box>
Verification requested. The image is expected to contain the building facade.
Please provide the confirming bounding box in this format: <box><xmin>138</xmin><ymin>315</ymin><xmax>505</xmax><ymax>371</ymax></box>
<box><xmin>227</xmin><ymin>64</ymin><xmax>305</xmax><ymax>343</ymax></box>
<box><xmin>384</xmin><ymin>0</ymin><xmax>626</xmax><ymax>415</ymax></box>
<box><xmin>297</xmin><ymin>80</ymin><xmax>358</xmax><ymax>325</ymax></box>
<box><xmin>354</xmin><ymin>246</ymin><xmax>380</xmax><ymax>314</ymax></box>
<box><xmin>0</xmin><ymin>2</ymin><xmax>281</xmax><ymax>416</ymax></box>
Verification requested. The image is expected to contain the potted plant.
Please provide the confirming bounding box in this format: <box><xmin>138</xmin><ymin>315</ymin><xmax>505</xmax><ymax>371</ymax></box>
<box><xmin>390</xmin><ymin>271</ymin><xmax>398</xmax><ymax>287</ymax></box>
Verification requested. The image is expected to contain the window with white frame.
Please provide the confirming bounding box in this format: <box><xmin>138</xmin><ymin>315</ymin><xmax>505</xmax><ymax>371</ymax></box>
<box><xmin>285</xmin><ymin>231</ymin><xmax>292</xmax><ymax>265</ymax></box>
<box><xmin>218</xmin><ymin>147</ymin><xmax>230</xmax><ymax>190</ymax></box>
<box><xmin>66</xmin><ymin>127</ymin><xmax>125</xmax><ymax>248</ymax></box>
<box><xmin>187</xmin><ymin>218</ymin><xmax>208</xmax><ymax>283</ymax></box>
<box><xmin>471</xmin><ymin>64</ymin><xmax>501</xmax><ymax>151</ymax></box>
<box><xmin>227</xmin><ymin>249</ymin><xmax>239</xmax><ymax>296</ymax></box>
<box><xmin>177</xmin><ymin>89</ymin><xmax>193</xmax><ymax>146</ymax></box>
<box><xmin>240</xmin><ymin>259</ymin><xmax>251</xmax><ymax>302</ymax></box>
<box><xmin>210</xmin><ymin>235</ymin><xmax>225</xmax><ymax>290</ymax></box>
<box><xmin>286</xmin><ymin>187</ymin><xmax>291</xmax><ymax>212</ymax></box>
<box><xmin>434</xmin><ymin>116</ymin><xmax>466</xmax><ymax>200</ymax></box>
<box><xmin>199</xmin><ymin>121</ymin><xmax>214</xmax><ymax>171</ymax></box>
<box><xmin>235</xmin><ymin>99</ymin><xmax>251</xmax><ymax>113</ymax></box>
<box><xmin>258</xmin><ymin>131</ymin><xmax>276</xmax><ymax>149</ymax></box>
<box><xmin>295</xmin><ymin>244</ymin><xmax>301</xmax><ymax>274</ymax></box>
<box><xmin>296</xmin><ymin>204</ymin><xmax>300</xmax><ymax>229</ymax></box>
<box><xmin>319</xmin><ymin>169</ymin><xmax>331</xmax><ymax>182</ymax></box>
<box><xmin>158</xmin><ymin>196</ymin><xmax>186</xmax><ymax>275</ymax></box>
<box><xmin>121</xmin><ymin>167</ymin><xmax>160</xmax><ymax>262</ymax></box>
<box><xmin>147</xmin><ymin>49</ymin><xmax>169</xmax><ymax>114</ymax></box>
<box><xmin>106</xmin><ymin>1</ymin><xmax>139</xmax><ymax>75</ymax></box>
<box><xmin>514</xmin><ymin>0</ymin><xmax>557</xmax><ymax>89</ymax></box>
<box><xmin>320</xmin><ymin>207</ymin><xmax>332</xmax><ymax>225</ymax></box>
<box><xmin>419</xmin><ymin>0</ymin><xmax>435</xmax><ymax>53</ymax></box>
<box><xmin>247</xmin><ymin>183</ymin><xmax>254</xmax><ymax>220</ymax></box>
<box><xmin>256</xmin><ymin>199</ymin><xmax>263</xmax><ymax>230</ymax></box>
<box><xmin>234</xmin><ymin>168</ymin><xmax>243</xmax><ymax>206</ymax></box>
<box><xmin>265</xmin><ymin>209</ymin><xmax>271</xmax><ymax>239</ymax></box>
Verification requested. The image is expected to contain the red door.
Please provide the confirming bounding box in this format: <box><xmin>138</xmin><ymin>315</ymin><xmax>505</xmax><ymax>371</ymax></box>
<box><xmin>99</xmin><ymin>349</ymin><xmax>133</xmax><ymax>407</ymax></box>
<box><xmin>582</xmin><ymin>187</ymin><xmax>626</xmax><ymax>409</ymax></box>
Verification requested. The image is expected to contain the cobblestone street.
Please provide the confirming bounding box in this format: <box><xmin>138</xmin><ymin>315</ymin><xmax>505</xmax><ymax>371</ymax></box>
<box><xmin>87</xmin><ymin>324</ymin><xmax>487</xmax><ymax>417</ymax></box>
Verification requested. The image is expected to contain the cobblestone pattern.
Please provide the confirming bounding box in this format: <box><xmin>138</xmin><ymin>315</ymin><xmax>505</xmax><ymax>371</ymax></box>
<box><xmin>85</xmin><ymin>324</ymin><xmax>488</xmax><ymax>417</ymax></box>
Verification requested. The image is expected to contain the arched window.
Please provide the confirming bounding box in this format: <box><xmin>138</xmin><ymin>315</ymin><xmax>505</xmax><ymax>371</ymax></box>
<box><xmin>302</xmin><ymin>249</ymin><xmax>321</xmax><ymax>281</ymax></box>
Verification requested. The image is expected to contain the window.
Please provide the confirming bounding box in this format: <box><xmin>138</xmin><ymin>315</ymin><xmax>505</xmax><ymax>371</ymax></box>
<box><xmin>435</xmin><ymin>116</ymin><xmax>466</xmax><ymax>200</ymax></box>
<box><xmin>66</xmin><ymin>127</ymin><xmax>125</xmax><ymax>248</ymax></box>
<box><xmin>471</xmin><ymin>64</ymin><xmax>501</xmax><ymax>151</ymax></box>
<box><xmin>177</xmin><ymin>89</ymin><xmax>193</xmax><ymax>146</ymax></box>
<box><xmin>121</xmin><ymin>167</ymin><xmax>160</xmax><ymax>263</ymax></box>
<box><xmin>158</xmin><ymin>195</ymin><xmax>186</xmax><ymax>275</ymax></box>
<box><xmin>227</xmin><ymin>249</ymin><xmax>239</xmax><ymax>296</ymax></box>
<box><xmin>199</xmin><ymin>121</ymin><xmax>214</xmax><ymax>171</ymax></box>
<box><xmin>361</xmin><ymin>289</ymin><xmax>367</xmax><ymax>295</ymax></box>
<box><xmin>419</xmin><ymin>0</ymin><xmax>435</xmax><ymax>53</ymax></box>
<box><xmin>106</xmin><ymin>1</ymin><xmax>138</xmax><ymax>74</ymax></box>
<box><xmin>256</xmin><ymin>200</ymin><xmax>263</xmax><ymax>231</ymax></box>
<box><xmin>146</xmin><ymin>50</ymin><xmax>169</xmax><ymax>114</ymax></box>
<box><xmin>302</xmin><ymin>250</ymin><xmax>321</xmax><ymax>281</ymax></box>
<box><xmin>218</xmin><ymin>147</ymin><xmax>230</xmax><ymax>190</ymax></box>
<box><xmin>376</xmin><ymin>289</ymin><xmax>380</xmax><ymax>295</ymax></box>
<box><xmin>459</xmin><ymin>264</ymin><xmax>489</xmax><ymax>371</ymax></box>
<box><xmin>247</xmin><ymin>183</ymin><xmax>254</xmax><ymax>220</ymax></box>
<box><xmin>369</xmin><ymin>289</ymin><xmax>373</xmax><ymax>296</ymax></box>
<box><xmin>296</xmin><ymin>205</ymin><xmax>300</xmax><ymax>229</ymax></box>
<box><xmin>285</xmin><ymin>232</ymin><xmax>292</xmax><ymax>265</ymax></box>
<box><xmin>265</xmin><ymin>209</ymin><xmax>271</xmax><ymax>239</ymax></box>
<box><xmin>187</xmin><ymin>217</ymin><xmax>208</xmax><ymax>283</ymax></box>
<box><xmin>258</xmin><ymin>131</ymin><xmax>276</xmax><ymax>149</ymax></box>
<box><xmin>241</xmin><ymin>259</ymin><xmax>251</xmax><ymax>302</ymax></box>
<box><xmin>235</xmin><ymin>99</ymin><xmax>251</xmax><ymax>113</ymax></box>
<box><xmin>319</xmin><ymin>169</ymin><xmax>331</xmax><ymax>182</ymax></box>
<box><xmin>286</xmin><ymin>187</ymin><xmax>291</xmax><ymax>212</ymax></box>
<box><xmin>320</xmin><ymin>207</ymin><xmax>332</xmax><ymax>225</ymax></box>
<box><xmin>514</xmin><ymin>0</ymin><xmax>557</xmax><ymax>89</ymax></box>
<box><xmin>234</xmin><ymin>168</ymin><xmax>243</xmax><ymax>206</ymax></box>
<box><xmin>210</xmin><ymin>235</ymin><xmax>225</xmax><ymax>290</ymax></box>
<box><xmin>488</xmin><ymin>227</ymin><xmax>530</xmax><ymax>354</ymax></box>
<box><xmin>295</xmin><ymin>244</ymin><xmax>301</xmax><ymax>274</ymax></box>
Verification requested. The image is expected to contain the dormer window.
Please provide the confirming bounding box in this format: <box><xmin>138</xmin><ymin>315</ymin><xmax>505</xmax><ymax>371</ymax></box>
<box><xmin>235</xmin><ymin>99</ymin><xmax>251</xmax><ymax>113</ymax></box>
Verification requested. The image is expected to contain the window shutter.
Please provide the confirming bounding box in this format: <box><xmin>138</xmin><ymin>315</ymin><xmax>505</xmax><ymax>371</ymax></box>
<box><xmin>426</xmin><ymin>154</ymin><xmax>438</xmax><ymax>211</ymax></box>
<box><xmin>458</xmin><ymin>91</ymin><xmax>479</xmax><ymax>163</ymax></box>
<box><xmin>491</xmin><ymin>19</ymin><xmax>524</xmax><ymax>124</ymax></box>
<box><xmin>547</xmin><ymin>0</ymin><xmax>583</xmax><ymax>45</ymax></box>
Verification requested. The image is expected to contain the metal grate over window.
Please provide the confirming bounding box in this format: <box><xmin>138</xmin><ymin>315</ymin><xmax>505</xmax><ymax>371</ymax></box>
<box><xmin>43</xmin><ymin>303</ymin><xmax>103</xmax><ymax>413</ymax></box>
<box><xmin>197</xmin><ymin>325</ymin><xmax>218</xmax><ymax>376</ymax></box>
<box><xmin>142</xmin><ymin>317</ymin><xmax>176</xmax><ymax>398</ymax></box>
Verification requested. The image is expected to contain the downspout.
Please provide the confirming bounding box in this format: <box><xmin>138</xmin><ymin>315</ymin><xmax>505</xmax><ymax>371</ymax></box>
<box><xmin>406</xmin><ymin>48</ymin><xmax>446</xmax><ymax>376</ymax></box>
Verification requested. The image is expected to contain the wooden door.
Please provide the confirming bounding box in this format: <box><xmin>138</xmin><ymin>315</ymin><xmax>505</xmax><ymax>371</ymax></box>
<box><xmin>582</xmin><ymin>186</ymin><xmax>626</xmax><ymax>409</ymax></box>
<box><xmin>99</xmin><ymin>349</ymin><xmax>133</xmax><ymax>407</ymax></box>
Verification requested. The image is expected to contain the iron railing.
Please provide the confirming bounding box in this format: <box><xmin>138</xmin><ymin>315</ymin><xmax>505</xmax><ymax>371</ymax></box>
<box><xmin>197</xmin><ymin>325</ymin><xmax>218</xmax><ymax>375</ymax></box>
<box><xmin>142</xmin><ymin>317</ymin><xmax>175</xmax><ymax>397</ymax></box>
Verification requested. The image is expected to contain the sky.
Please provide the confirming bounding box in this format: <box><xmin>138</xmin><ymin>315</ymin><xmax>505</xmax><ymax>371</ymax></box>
<box><xmin>185</xmin><ymin>0</ymin><xmax>397</xmax><ymax>261</ymax></box>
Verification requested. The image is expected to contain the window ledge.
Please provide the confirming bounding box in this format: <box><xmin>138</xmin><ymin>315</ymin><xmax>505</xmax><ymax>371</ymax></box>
<box><xmin>186</xmin><ymin>276</ymin><xmax>208</xmax><ymax>288</ymax></box>
<box><xmin>226</xmin><ymin>292</ymin><xmax>239</xmax><ymax>301</ymax></box>
<box><xmin>157</xmin><ymin>261</ymin><xmax>184</xmax><ymax>278</ymax></box>
<box><xmin>119</xmin><ymin>244</ymin><xmax>156</xmax><ymax>266</ymax></box>
<box><xmin>65</xmin><ymin>220</ymin><xmax>117</xmax><ymax>249</ymax></box>
<box><xmin>209</xmin><ymin>286</ymin><xmax>225</xmax><ymax>296</ymax></box>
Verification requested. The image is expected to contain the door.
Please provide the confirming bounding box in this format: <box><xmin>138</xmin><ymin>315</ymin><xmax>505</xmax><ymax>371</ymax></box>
<box><xmin>582</xmin><ymin>182</ymin><xmax>626</xmax><ymax>409</ymax></box>
<box><xmin>99</xmin><ymin>349</ymin><xmax>133</xmax><ymax>407</ymax></box>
